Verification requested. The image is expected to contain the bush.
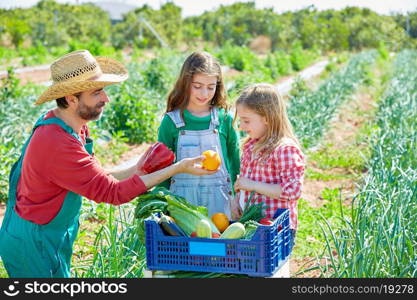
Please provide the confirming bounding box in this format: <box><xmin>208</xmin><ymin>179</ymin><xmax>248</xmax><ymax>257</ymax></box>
<box><xmin>377</xmin><ymin>41</ymin><xmax>389</xmax><ymax>60</ymax></box>
<box><xmin>100</xmin><ymin>83</ymin><xmax>160</xmax><ymax>144</ymax></box>
<box><xmin>289</xmin><ymin>76</ymin><xmax>310</xmax><ymax>98</ymax></box>
<box><xmin>215</xmin><ymin>44</ymin><xmax>260</xmax><ymax>72</ymax></box>
<box><xmin>265</xmin><ymin>51</ymin><xmax>293</xmax><ymax>77</ymax></box>
<box><xmin>0</xmin><ymin>68</ymin><xmax>22</xmax><ymax>102</ymax></box>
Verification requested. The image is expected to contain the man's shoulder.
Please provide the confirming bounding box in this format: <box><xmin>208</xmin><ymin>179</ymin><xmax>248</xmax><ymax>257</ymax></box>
<box><xmin>32</xmin><ymin>124</ymin><xmax>81</xmax><ymax>148</ymax></box>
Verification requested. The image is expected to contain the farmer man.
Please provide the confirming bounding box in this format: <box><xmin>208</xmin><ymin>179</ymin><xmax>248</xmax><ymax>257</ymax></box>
<box><xmin>0</xmin><ymin>50</ymin><xmax>216</xmax><ymax>278</ymax></box>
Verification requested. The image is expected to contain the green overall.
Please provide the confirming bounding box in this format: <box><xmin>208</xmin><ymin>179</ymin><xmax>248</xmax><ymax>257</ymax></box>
<box><xmin>0</xmin><ymin>113</ymin><xmax>93</xmax><ymax>278</ymax></box>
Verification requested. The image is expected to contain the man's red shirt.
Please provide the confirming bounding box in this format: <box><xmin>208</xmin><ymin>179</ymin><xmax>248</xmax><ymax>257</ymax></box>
<box><xmin>15</xmin><ymin>111</ymin><xmax>147</xmax><ymax>225</ymax></box>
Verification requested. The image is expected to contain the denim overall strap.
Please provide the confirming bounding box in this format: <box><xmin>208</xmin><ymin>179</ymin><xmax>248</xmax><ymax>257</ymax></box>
<box><xmin>209</xmin><ymin>107</ymin><xmax>219</xmax><ymax>128</ymax></box>
<box><xmin>0</xmin><ymin>112</ymin><xmax>93</xmax><ymax>278</ymax></box>
<box><xmin>167</xmin><ymin>109</ymin><xmax>186</xmax><ymax>128</ymax></box>
<box><xmin>167</xmin><ymin>108</ymin><xmax>219</xmax><ymax>129</ymax></box>
<box><xmin>168</xmin><ymin>107</ymin><xmax>233</xmax><ymax>217</ymax></box>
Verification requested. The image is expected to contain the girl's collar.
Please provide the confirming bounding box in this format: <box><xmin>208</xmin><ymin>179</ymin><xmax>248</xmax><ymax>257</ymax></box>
<box><xmin>184</xmin><ymin>108</ymin><xmax>211</xmax><ymax>120</ymax></box>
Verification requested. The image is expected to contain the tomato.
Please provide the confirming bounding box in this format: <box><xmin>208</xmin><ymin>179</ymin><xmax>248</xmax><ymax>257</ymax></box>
<box><xmin>211</xmin><ymin>233</ymin><xmax>221</xmax><ymax>238</ymax></box>
<box><xmin>259</xmin><ymin>218</ymin><xmax>273</xmax><ymax>225</ymax></box>
<box><xmin>190</xmin><ymin>231</ymin><xmax>197</xmax><ymax>237</ymax></box>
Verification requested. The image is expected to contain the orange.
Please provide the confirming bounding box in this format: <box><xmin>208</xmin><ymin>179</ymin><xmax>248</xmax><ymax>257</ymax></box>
<box><xmin>202</xmin><ymin>150</ymin><xmax>221</xmax><ymax>170</ymax></box>
<box><xmin>211</xmin><ymin>212</ymin><xmax>230</xmax><ymax>233</ymax></box>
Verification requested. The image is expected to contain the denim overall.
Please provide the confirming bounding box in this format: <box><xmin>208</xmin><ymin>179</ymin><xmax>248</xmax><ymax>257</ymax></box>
<box><xmin>167</xmin><ymin>108</ymin><xmax>233</xmax><ymax>218</ymax></box>
<box><xmin>0</xmin><ymin>113</ymin><xmax>93</xmax><ymax>278</ymax></box>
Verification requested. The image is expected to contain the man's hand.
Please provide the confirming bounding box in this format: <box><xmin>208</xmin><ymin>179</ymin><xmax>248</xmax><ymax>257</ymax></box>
<box><xmin>135</xmin><ymin>151</ymin><xmax>147</xmax><ymax>176</ymax></box>
<box><xmin>177</xmin><ymin>155</ymin><xmax>218</xmax><ymax>176</ymax></box>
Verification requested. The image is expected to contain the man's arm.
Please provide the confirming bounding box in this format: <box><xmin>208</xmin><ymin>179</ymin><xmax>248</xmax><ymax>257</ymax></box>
<box><xmin>107</xmin><ymin>150</ymin><xmax>147</xmax><ymax>180</ymax></box>
<box><xmin>108</xmin><ymin>163</ymin><xmax>142</xmax><ymax>180</ymax></box>
<box><xmin>138</xmin><ymin>156</ymin><xmax>216</xmax><ymax>189</ymax></box>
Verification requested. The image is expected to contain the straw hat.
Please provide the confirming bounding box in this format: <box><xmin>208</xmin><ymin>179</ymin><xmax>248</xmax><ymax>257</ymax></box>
<box><xmin>35</xmin><ymin>50</ymin><xmax>128</xmax><ymax>105</ymax></box>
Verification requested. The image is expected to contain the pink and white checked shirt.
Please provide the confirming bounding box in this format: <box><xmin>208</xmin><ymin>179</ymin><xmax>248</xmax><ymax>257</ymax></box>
<box><xmin>239</xmin><ymin>138</ymin><xmax>305</xmax><ymax>229</ymax></box>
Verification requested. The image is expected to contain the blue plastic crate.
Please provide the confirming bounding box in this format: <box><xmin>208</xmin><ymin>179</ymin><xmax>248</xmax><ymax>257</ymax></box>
<box><xmin>144</xmin><ymin>208</ymin><xmax>292</xmax><ymax>277</ymax></box>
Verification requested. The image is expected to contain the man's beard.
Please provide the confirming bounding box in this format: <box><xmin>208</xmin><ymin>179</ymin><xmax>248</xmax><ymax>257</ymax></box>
<box><xmin>77</xmin><ymin>101</ymin><xmax>105</xmax><ymax>121</ymax></box>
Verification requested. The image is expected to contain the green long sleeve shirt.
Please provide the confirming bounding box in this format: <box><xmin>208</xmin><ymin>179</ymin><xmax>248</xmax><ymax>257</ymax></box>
<box><xmin>157</xmin><ymin>108</ymin><xmax>240</xmax><ymax>192</ymax></box>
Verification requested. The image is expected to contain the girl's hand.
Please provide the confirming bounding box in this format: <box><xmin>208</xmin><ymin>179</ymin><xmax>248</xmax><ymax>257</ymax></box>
<box><xmin>230</xmin><ymin>193</ymin><xmax>243</xmax><ymax>221</ymax></box>
<box><xmin>234</xmin><ymin>176</ymin><xmax>255</xmax><ymax>193</ymax></box>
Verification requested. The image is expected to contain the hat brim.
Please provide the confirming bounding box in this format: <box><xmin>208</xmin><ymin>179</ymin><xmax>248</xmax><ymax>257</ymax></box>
<box><xmin>35</xmin><ymin>56</ymin><xmax>128</xmax><ymax>105</ymax></box>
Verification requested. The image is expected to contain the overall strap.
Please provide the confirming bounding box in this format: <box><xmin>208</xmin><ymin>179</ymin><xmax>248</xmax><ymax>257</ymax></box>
<box><xmin>167</xmin><ymin>109</ymin><xmax>185</xmax><ymax>128</ymax></box>
<box><xmin>34</xmin><ymin>116</ymin><xmax>83</xmax><ymax>144</ymax></box>
<box><xmin>209</xmin><ymin>107</ymin><xmax>220</xmax><ymax>129</ymax></box>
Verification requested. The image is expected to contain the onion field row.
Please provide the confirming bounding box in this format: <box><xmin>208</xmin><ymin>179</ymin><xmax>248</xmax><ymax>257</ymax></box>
<box><xmin>320</xmin><ymin>49</ymin><xmax>417</xmax><ymax>277</ymax></box>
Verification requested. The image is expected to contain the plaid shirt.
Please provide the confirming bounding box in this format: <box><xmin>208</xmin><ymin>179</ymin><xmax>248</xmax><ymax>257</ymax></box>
<box><xmin>240</xmin><ymin>138</ymin><xmax>305</xmax><ymax>229</ymax></box>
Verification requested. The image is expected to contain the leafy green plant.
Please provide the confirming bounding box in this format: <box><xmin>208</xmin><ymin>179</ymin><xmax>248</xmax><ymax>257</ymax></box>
<box><xmin>0</xmin><ymin>68</ymin><xmax>22</xmax><ymax>102</ymax></box>
<box><xmin>289</xmin><ymin>76</ymin><xmax>311</xmax><ymax>99</ymax></box>
<box><xmin>294</xmin><ymin>189</ymin><xmax>348</xmax><ymax>259</ymax></box>
<box><xmin>0</xmin><ymin>260</ymin><xmax>8</xmax><ymax>278</ymax></box>
<box><xmin>215</xmin><ymin>43</ymin><xmax>260</xmax><ymax>72</ymax></box>
<box><xmin>377</xmin><ymin>41</ymin><xmax>389</xmax><ymax>60</ymax></box>
<box><xmin>265</xmin><ymin>51</ymin><xmax>293</xmax><ymax>77</ymax></box>
<box><xmin>308</xmin><ymin>143</ymin><xmax>369</xmax><ymax>173</ymax></box>
<box><xmin>73</xmin><ymin>203</ymin><xmax>146</xmax><ymax>278</ymax></box>
<box><xmin>290</xmin><ymin>42</ymin><xmax>319</xmax><ymax>71</ymax></box>
<box><xmin>101</xmin><ymin>83</ymin><xmax>160</xmax><ymax>144</ymax></box>
<box><xmin>0</xmin><ymin>83</ymin><xmax>50</xmax><ymax>202</ymax></box>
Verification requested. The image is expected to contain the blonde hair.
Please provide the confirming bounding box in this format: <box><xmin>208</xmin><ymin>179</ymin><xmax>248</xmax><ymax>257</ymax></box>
<box><xmin>235</xmin><ymin>83</ymin><xmax>301</xmax><ymax>159</ymax></box>
<box><xmin>166</xmin><ymin>51</ymin><xmax>228</xmax><ymax>112</ymax></box>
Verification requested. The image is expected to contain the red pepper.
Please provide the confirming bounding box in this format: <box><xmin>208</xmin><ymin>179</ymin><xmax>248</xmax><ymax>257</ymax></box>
<box><xmin>259</xmin><ymin>218</ymin><xmax>273</xmax><ymax>225</ymax></box>
<box><xmin>140</xmin><ymin>142</ymin><xmax>176</xmax><ymax>174</ymax></box>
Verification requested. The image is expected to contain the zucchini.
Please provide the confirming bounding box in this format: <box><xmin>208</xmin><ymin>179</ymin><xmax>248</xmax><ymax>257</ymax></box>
<box><xmin>196</xmin><ymin>219</ymin><xmax>212</xmax><ymax>238</ymax></box>
<box><xmin>220</xmin><ymin>222</ymin><xmax>246</xmax><ymax>239</ymax></box>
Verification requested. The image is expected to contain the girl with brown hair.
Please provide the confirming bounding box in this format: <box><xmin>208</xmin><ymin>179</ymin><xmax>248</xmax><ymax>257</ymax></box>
<box><xmin>157</xmin><ymin>51</ymin><xmax>240</xmax><ymax>218</ymax></box>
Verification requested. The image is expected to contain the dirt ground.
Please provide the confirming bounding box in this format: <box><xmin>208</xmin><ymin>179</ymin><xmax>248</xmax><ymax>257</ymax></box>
<box><xmin>0</xmin><ymin>65</ymin><xmax>51</xmax><ymax>85</ymax></box>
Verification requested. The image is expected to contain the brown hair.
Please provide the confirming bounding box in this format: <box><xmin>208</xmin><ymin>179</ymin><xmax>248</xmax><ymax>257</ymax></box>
<box><xmin>166</xmin><ymin>51</ymin><xmax>228</xmax><ymax>112</ymax></box>
<box><xmin>235</xmin><ymin>83</ymin><xmax>301</xmax><ymax>159</ymax></box>
<box><xmin>55</xmin><ymin>91</ymin><xmax>82</xmax><ymax>109</ymax></box>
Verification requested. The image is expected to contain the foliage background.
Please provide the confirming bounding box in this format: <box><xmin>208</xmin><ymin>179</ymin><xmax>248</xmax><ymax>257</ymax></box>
<box><xmin>1</xmin><ymin>0</ymin><xmax>416</xmax><ymax>65</ymax></box>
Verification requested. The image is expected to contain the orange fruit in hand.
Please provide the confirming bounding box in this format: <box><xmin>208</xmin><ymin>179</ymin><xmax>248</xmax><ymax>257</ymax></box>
<box><xmin>202</xmin><ymin>150</ymin><xmax>221</xmax><ymax>170</ymax></box>
<box><xmin>211</xmin><ymin>212</ymin><xmax>230</xmax><ymax>233</ymax></box>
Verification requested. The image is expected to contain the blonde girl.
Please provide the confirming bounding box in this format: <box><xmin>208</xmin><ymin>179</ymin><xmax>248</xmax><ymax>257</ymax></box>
<box><xmin>231</xmin><ymin>83</ymin><xmax>305</xmax><ymax>236</ymax></box>
<box><xmin>157</xmin><ymin>51</ymin><xmax>240</xmax><ymax>218</ymax></box>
